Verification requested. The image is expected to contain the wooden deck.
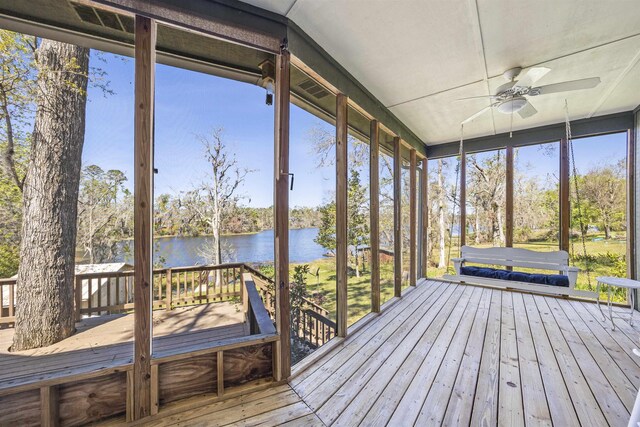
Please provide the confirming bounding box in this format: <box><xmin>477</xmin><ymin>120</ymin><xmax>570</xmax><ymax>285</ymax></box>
<box><xmin>147</xmin><ymin>279</ymin><xmax>640</xmax><ymax>426</ymax></box>
<box><xmin>0</xmin><ymin>302</ymin><xmax>246</xmax><ymax>392</ymax></box>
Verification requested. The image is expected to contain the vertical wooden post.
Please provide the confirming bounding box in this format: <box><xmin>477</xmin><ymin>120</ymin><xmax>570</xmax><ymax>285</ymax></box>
<box><xmin>165</xmin><ymin>269</ymin><xmax>172</xmax><ymax>310</ymax></box>
<box><xmin>40</xmin><ymin>386</ymin><xmax>59</xmax><ymax>427</ymax></box>
<box><xmin>460</xmin><ymin>149</ymin><xmax>466</xmax><ymax>248</ymax></box>
<box><xmin>559</xmin><ymin>138</ymin><xmax>570</xmax><ymax>252</ymax></box>
<box><xmin>420</xmin><ymin>157</ymin><xmax>429</xmax><ymax>278</ymax></box>
<box><xmin>627</xmin><ymin>129</ymin><xmax>636</xmax><ymax>279</ymax></box>
<box><xmin>336</xmin><ymin>93</ymin><xmax>348</xmax><ymax>337</ymax></box>
<box><xmin>506</xmin><ymin>145</ymin><xmax>514</xmax><ymax>248</ymax></box>
<box><xmin>133</xmin><ymin>14</ymin><xmax>155</xmax><ymax>420</ymax></box>
<box><xmin>274</xmin><ymin>48</ymin><xmax>291</xmax><ymax>380</ymax></box>
<box><xmin>74</xmin><ymin>276</ymin><xmax>82</xmax><ymax>322</ymax></box>
<box><xmin>393</xmin><ymin>137</ymin><xmax>402</xmax><ymax>297</ymax></box>
<box><xmin>370</xmin><ymin>120</ymin><xmax>380</xmax><ymax>312</ymax></box>
<box><xmin>217</xmin><ymin>351</ymin><xmax>225</xmax><ymax>397</ymax></box>
<box><xmin>150</xmin><ymin>365</ymin><xmax>159</xmax><ymax>415</ymax></box>
<box><xmin>409</xmin><ymin>149</ymin><xmax>417</xmax><ymax>285</ymax></box>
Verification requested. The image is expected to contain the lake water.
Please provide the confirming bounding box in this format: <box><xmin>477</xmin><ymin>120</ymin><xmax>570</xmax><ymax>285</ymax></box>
<box><xmin>115</xmin><ymin>228</ymin><xmax>326</xmax><ymax>268</ymax></box>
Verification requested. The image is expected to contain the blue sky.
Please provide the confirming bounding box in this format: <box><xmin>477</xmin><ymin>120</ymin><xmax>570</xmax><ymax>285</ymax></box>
<box><xmin>82</xmin><ymin>51</ymin><xmax>628</xmax><ymax>209</ymax></box>
<box><xmin>82</xmin><ymin>51</ymin><xmax>336</xmax><ymax>208</ymax></box>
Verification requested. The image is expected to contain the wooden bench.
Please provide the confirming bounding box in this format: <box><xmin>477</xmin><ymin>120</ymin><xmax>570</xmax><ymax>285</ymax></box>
<box><xmin>443</xmin><ymin>246</ymin><xmax>596</xmax><ymax>298</ymax></box>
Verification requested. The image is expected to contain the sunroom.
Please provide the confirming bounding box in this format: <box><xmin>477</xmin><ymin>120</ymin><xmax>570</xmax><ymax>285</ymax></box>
<box><xmin>0</xmin><ymin>0</ymin><xmax>639</xmax><ymax>426</ymax></box>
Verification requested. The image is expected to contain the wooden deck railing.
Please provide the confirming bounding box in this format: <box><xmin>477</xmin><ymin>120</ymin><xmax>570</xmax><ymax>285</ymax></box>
<box><xmin>1</xmin><ymin>262</ymin><xmax>336</xmax><ymax>348</ymax></box>
<box><xmin>0</xmin><ymin>278</ymin><xmax>16</xmax><ymax>325</ymax></box>
<box><xmin>1</xmin><ymin>263</ymin><xmax>246</xmax><ymax>326</ymax></box>
<box><xmin>242</xmin><ymin>265</ymin><xmax>336</xmax><ymax>348</ymax></box>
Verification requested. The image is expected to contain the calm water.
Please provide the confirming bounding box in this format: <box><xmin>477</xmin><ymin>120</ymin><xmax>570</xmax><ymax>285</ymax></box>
<box><xmin>114</xmin><ymin>228</ymin><xmax>326</xmax><ymax>268</ymax></box>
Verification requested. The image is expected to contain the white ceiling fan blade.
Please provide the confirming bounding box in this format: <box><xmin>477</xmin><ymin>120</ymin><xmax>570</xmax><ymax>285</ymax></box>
<box><xmin>517</xmin><ymin>101</ymin><xmax>537</xmax><ymax>119</ymax></box>
<box><xmin>532</xmin><ymin>77</ymin><xmax>601</xmax><ymax>95</ymax></box>
<box><xmin>454</xmin><ymin>95</ymin><xmax>497</xmax><ymax>101</ymax></box>
<box><xmin>461</xmin><ymin>105</ymin><xmax>492</xmax><ymax>124</ymax></box>
<box><xmin>515</xmin><ymin>67</ymin><xmax>551</xmax><ymax>88</ymax></box>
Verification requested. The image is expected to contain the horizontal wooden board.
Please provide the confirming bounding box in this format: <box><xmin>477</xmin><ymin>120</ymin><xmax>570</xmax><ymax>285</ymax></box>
<box><xmin>0</xmin><ymin>389</ymin><xmax>40</xmax><ymax>426</ymax></box>
<box><xmin>58</xmin><ymin>372</ymin><xmax>127</xmax><ymax>426</ymax></box>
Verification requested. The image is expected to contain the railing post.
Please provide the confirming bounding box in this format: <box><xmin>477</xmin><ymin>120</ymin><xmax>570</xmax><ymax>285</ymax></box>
<box><xmin>241</xmin><ymin>267</ymin><xmax>249</xmax><ymax>322</ymax></box>
<box><xmin>75</xmin><ymin>276</ymin><xmax>82</xmax><ymax>322</ymax></box>
<box><xmin>166</xmin><ymin>269</ymin><xmax>172</xmax><ymax>310</ymax></box>
<box><xmin>9</xmin><ymin>282</ymin><xmax>15</xmax><ymax>319</ymax></box>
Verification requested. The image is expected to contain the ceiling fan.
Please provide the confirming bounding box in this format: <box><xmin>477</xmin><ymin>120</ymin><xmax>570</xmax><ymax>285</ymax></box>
<box><xmin>459</xmin><ymin>67</ymin><xmax>601</xmax><ymax>124</ymax></box>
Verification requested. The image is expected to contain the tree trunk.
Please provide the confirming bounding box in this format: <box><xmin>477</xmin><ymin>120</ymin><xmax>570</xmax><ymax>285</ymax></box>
<box><xmin>12</xmin><ymin>40</ymin><xmax>89</xmax><ymax>351</ymax></box>
<box><xmin>474</xmin><ymin>203</ymin><xmax>481</xmax><ymax>245</ymax></box>
<box><xmin>437</xmin><ymin>160</ymin><xmax>446</xmax><ymax>268</ymax></box>
<box><xmin>497</xmin><ymin>205</ymin><xmax>506</xmax><ymax>245</ymax></box>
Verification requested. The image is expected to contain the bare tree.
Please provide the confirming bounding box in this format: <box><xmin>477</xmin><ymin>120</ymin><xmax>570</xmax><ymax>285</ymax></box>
<box><xmin>12</xmin><ymin>39</ymin><xmax>89</xmax><ymax>351</ymax></box>
<box><xmin>186</xmin><ymin>128</ymin><xmax>250</xmax><ymax>276</ymax></box>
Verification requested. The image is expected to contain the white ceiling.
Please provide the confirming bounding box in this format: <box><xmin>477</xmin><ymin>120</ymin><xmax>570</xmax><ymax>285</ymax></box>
<box><xmin>241</xmin><ymin>0</ymin><xmax>640</xmax><ymax>145</ymax></box>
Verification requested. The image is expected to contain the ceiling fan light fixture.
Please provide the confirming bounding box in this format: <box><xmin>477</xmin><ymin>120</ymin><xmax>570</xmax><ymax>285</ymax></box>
<box><xmin>496</xmin><ymin>97</ymin><xmax>528</xmax><ymax>114</ymax></box>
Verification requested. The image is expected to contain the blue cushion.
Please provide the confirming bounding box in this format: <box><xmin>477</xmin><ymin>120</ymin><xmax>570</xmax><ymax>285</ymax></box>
<box><xmin>460</xmin><ymin>266</ymin><xmax>569</xmax><ymax>287</ymax></box>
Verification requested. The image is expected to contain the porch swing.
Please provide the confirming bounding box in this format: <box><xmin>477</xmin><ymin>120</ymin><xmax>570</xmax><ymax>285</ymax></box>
<box><xmin>443</xmin><ymin>105</ymin><xmax>597</xmax><ymax>298</ymax></box>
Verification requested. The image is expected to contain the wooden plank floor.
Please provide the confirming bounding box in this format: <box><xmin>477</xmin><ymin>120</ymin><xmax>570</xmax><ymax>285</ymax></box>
<box><xmin>286</xmin><ymin>280</ymin><xmax>640</xmax><ymax>427</ymax></box>
<box><xmin>139</xmin><ymin>385</ymin><xmax>324</xmax><ymax>427</ymax></box>
<box><xmin>120</xmin><ymin>280</ymin><xmax>640</xmax><ymax>426</ymax></box>
<box><xmin>0</xmin><ymin>302</ymin><xmax>246</xmax><ymax>391</ymax></box>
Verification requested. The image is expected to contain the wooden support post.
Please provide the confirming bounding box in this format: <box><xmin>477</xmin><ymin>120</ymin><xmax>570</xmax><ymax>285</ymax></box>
<box><xmin>150</xmin><ymin>365</ymin><xmax>159</xmax><ymax>415</ymax></box>
<box><xmin>393</xmin><ymin>137</ymin><xmax>402</xmax><ymax>297</ymax></box>
<box><xmin>506</xmin><ymin>145</ymin><xmax>514</xmax><ymax>248</ymax></box>
<box><xmin>217</xmin><ymin>351</ymin><xmax>225</xmax><ymax>397</ymax></box>
<box><xmin>40</xmin><ymin>386</ymin><xmax>59</xmax><ymax>427</ymax></box>
<box><xmin>274</xmin><ymin>48</ymin><xmax>291</xmax><ymax>380</ymax></box>
<box><xmin>628</xmin><ymin>128</ymin><xmax>636</xmax><ymax>279</ymax></box>
<box><xmin>560</xmin><ymin>137</ymin><xmax>570</xmax><ymax>252</ymax></box>
<box><xmin>336</xmin><ymin>93</ymin><xmax>348</xmax><ymax>337</ymax></box>
<box><xmin>460</xmin><ymin>148</ymin><xmax>466</xmax><ymax>248</ymax></box>
<box><xmin>409</xmin><ymin>149</ymin><xmax>417</xmax><ymax>285</ymax></box>
<box><xmin>420</xmin><ymin>158</ymin><xmax>429</xmax><ymax>277</ymax></box>
<box><xmin>370</xmin><ymin>120</ymin><xmax>380</xmax><ymax>312</ymax></box>
<box><xmin>133</xmin><ymin>14</ymin><xmax>155</xmax><ymax>420</ymax></box>
<box><xmin>126</xmin><ymin>370</ymin><xmax>134</xmax><ymax>422</ymax></box>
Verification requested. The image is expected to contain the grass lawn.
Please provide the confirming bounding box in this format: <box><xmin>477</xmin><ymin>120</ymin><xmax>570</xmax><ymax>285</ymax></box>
<box><xmin>285</xmin><ymin>232</ymin><xmax>629</xmax><ymax>328</ymax></box>
<box><xmin>292</xmin><ymin>257</ymin><xmax>398</xmax><ymax>326</ymax></box>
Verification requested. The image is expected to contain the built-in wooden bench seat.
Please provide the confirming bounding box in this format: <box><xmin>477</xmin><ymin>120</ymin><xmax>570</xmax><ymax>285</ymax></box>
<box><xmin>444</xmin><ymin>246</ymin><xmax>596</xmax><ymax>298</ymax></box>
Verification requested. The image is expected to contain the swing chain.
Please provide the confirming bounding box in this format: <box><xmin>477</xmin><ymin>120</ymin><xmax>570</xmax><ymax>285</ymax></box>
<box><xmin>566</xmin><ymin>100</ymin><xmax>592</xmax><ymax>289</ymax></box>
<box><xmin>445</xmin><ymin>125</ymin><xmax>464</xmax><ymax>273</ymax></box>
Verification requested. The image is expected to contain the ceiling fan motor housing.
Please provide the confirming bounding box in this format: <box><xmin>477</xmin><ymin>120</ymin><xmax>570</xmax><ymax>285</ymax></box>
<box><xmin>496</xmin><ymin>97</ymin><xmax>528</xmax><ymax>114</ymax></box>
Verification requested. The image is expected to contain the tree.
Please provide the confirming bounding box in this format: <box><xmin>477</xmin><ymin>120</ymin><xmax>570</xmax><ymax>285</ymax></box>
<box><xmin>314</xmin><ymin>170</ymin><xmax>369</xmax><ymax>276</ymax></box>
<box><xmin>466</xmin><ymin>152</ymin><xmax>506</xmax><ymax>246</ymax></box>
<box><xmin>0</xmin><ymin>31</ymin><xmax>36</xmax><ymax>278</ymax></box>
<box><xmin>12</xmin><ymin>39</ymin><xmax>90</xmax><ymax>351</ymax></box>
<box><xmin>186</xmin><ymin>128</ymin><xmax>250</xmax><ymax>273</ymax></box>
<box><xmin>314</xmin><ymin>200</ymin><xmax>336</xmax><ymax>256</ymax></box>
<box><xmin>579</xmin><ymin>162</ymin><xmax>625</xmax><ymax>239</ymax></box>
<box><xmin>436</xmin><ymin>159</ymin><xmax>447</xmax><ymax>268</ymax></box>
<box><xmin>77</xmin><ymin>165</ymin><xmax>129</xmax><ymax>263</ymax></box>
<box><xmin>347</xmin><ymin>170</ymin><xmax>369</xmax><ymax>276</ymax></box>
